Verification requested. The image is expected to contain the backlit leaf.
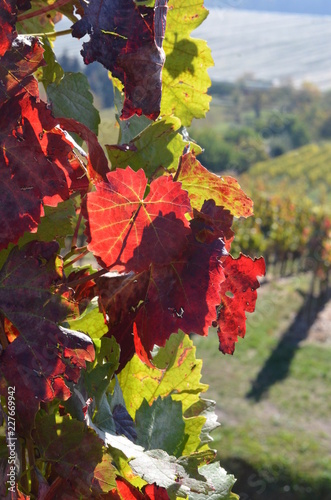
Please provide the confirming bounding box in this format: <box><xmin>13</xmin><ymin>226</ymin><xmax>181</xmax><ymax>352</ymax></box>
<box><xmin>116</xmin><ymin>478</ymin><xmax>171</xmax><ymax>500</ymax></box>
<box><xmin>178</xmin><ymin>152</ymin><xmax>253</xmax><ymax>218</ymax></box>
<box><xmin>107</xmin><ymin>116</ymin><xmax>201</xmax><ymax>179</ymax></box>
<box><xmin>218</xmin><ymin>255</ymin><xmax>266</xmax><ymax>354</ymax></box>
<box><xmin>0</xmin><ymin>241</ymin><xmax>94</xmax><ymax>434</ymax></box>
<box><xmin>118</xmin><ymin>332</ymin><xmax>208</xmax><ymax>420</ymax></box>
<box><xmin>0</xmin><ymin>36</ymin><xmax>44</xmax><ymax>104</ymax></box>
<box><xmin>0</xmin><ymin>198</ymin><xmax>76</xmax><ymax>270</ymax></box>
<box><xmin>37</xmin><ymin>36</ymin><xmax>63</xmax><ymax>89</ymax></box>
<box><xmin>33</xmin><ymin>412</ymin><xmax>117</xmax><ymax>496</ymax></box>
<box><xmin>161</xmin><ymin>0</ymin><xmax>213</xmax><ymax>126</ymax></box>
<box><xmin>84</xmin><ymin>167</ymin><xmax>191</xmax><ymax>271</ymax></box>
<box><xmin>72</xmin><ymin>0</ymin><xmax>168</xmax><ymax>120</ymax></box>
<box><xmin>0</xmin><ymin>0</ymin><xmax>18</xmax><ymax>57</ymax></box>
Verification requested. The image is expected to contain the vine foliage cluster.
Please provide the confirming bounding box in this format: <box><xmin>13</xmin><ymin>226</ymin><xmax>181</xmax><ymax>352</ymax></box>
<box><xmin>0</xmin><ymin>0</ymin><xmax>265</xmax><ymax>498</ymax></box>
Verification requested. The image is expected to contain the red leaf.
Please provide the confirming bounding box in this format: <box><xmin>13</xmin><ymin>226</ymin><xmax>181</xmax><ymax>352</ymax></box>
<box><xmin>98</xmin><ymin>237</ymin><xmax>225</xmax><ymax>365</ymax></box>
<box><xmin>71</xmin><ymin>0</ymin><xmax>168</xmax><ymax>119</ymax></box>
<box><xmin>143</xmin><ymin>483</ymin><xmax>170</xmax><ymax>500</ymax></box>
<box><xmin>0</xmin><ymin>241</ymin><xmax>94</xmax><ymax>434</ymax></box>
<box><xmin>0</xmin><ymin>1</ymin><xmax>31</xmax><ymax>57</ymax></box>
<box><xmin>178</xmin><ymin>152</ymin><xmax>254</xmax><ymax>218</ymax></box>
<box><xmin>0</xmin><ymin>0</ymin><xmax>17</xmax><ymax>57</ymax></box>
<box><xmin>191</xmin><ymin>199</ymin><xmax>234</xmax><ymax>249</ymax></box>
<box><xmin>0</xmin><ymin>36</ymin><xmax>44</xmax><ymax>103</ymax></box>
<box><xmin>218</xmin><ymin>255</ymin><xmax>266</xmax><ymax>354</ymax></box>
<box><xmin>85</xmin><ymin>168</ymin><xmax>191</xmax><ymax>272</ymax></box>
<box><xmin>134</xmin><ymin>237</ymin><xmax>225</xmax><ymax>354</ymax></box>
<box><xmin>0</xmin><ymin>93</ymin><xmax>72</xmax><ymax>249</ymax></box>
<box><xmin>0</xmin><ymin>39</ymin><xmax>107</xmax><ymax>250</ymax></box>
<box><xmin>59</xmin><ymin>117</ymin><xmax>109</xmax><ymax>182</ymax></box>
<box><xmin>116</xmin><ymin>478</ymin><xmax>170</xmax><ymax>500</ymax></box>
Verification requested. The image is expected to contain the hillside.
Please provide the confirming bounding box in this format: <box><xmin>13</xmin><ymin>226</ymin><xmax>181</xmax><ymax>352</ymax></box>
<box><xmin>243</xmin><ymin>142</ymin><xmax>331</xmax><ymax>205</ymax></box>
<box><xmin>206</xmin><ymin>0</ymin><xmax>331</xmax><ymax>16</ymax></box>
<box><xmin>194</xmin><ymin>9</ymin><xmax>331</xmax><ymax>90</ymax></box>
<box><xmin>53</xmin><ymin>9</ymin><xmax>331</xmax><ymax>91</ymax></box>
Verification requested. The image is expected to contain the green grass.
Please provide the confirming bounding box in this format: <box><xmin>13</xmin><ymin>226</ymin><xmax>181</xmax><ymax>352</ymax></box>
<box><xmin>194</xmin><ymin>274</ymin><xmax>331</xmax><ymax>499</ymax></box>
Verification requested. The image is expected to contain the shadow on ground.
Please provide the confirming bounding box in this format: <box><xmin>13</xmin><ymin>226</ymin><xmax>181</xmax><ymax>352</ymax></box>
<box><xmin>246</xmin><ymin>287</ymin><xmax>331</xmax><ymax>401</ymax></box>
<box><xmin>221</xmin><ymin>457</ymin><xmax>331</xmax><ymax>500</ymax></box>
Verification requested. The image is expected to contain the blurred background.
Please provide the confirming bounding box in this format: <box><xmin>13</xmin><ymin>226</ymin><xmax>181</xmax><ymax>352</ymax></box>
<box><xmin>54</xmin><ymin>1</ymin><xmax>331</xmax><ymax>498</ymax></box>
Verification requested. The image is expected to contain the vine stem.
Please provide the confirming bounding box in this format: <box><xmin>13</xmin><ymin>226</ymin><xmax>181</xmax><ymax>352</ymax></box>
<box><xmin>20</xmin><ymin>442</ymin><xmax>29</xmax><ymax>493</ymax></box>
<box><xmin>17</xmin><ymin>0</ymin><xmax>73</xmax><ymax>22</ymax></box>
<box><xmin>66</xmin><ymin>267</ymin><xmax>110</xmax><ymax>287</ymax></box>
<box><xmin>63</xmin><ymin>249</ymin><xmax>89</xmax><ymax>268</ymax></box>
<box><xmin>71</xmin><ymin>209</ymin><xmax>84</xmax><ymax>250</ymax></box>
<box><xmin>26</xmin><ymin>438</ymin><xmax>39</xmax><ymax>496</ymax></box>
<box><xmin>19</xmin><ymin>28</ymin><xmax>73</xmax><ymax>38</ymax></box>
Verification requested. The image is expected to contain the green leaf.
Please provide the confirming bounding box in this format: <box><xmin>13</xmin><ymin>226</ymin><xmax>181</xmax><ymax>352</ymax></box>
<box><xmin>112</xmin><ymin>76</ymin><xmax>153</xmax><ymax>143</ymax></box>
<box><xmin>189</xmin><ymin>462</ymin><xmax>239</xmax><ymax>500</ymax></box>
<box><xmin>130</xmin><ymin>449</ymin><xmax>210</xmax><ymax>499</ymax></box>
<box><xmin>47</xmin><ymin>72</ymin><xmax>100</xmax><ymax>136</ymax></box>
<box><xmin>38</xmin><ymin>37</ymin><xmax>64</xmax><ymax>89</ymax></box>
<box><xmin>135</xmin><ymin>396</ymin><xmax>187</xmax><ymax>457</ymax></box>
<box><xmin>161</xmin><ymin>0</ymin><xmax>213</xmax><ymax>126</ymax></box>
<box><xmin>130</xmin><ymin>450</ymin><xmax>238</xmax><ymax>499</ymax></box>
<box><xmin>67</xmin><ymin>296</ymin><xmax>108</xmax><ymax>342</ymax></box>
<box><xmin>107</xmin><ymin>116</ymin><xmax>201</xmax><ymax>179</ymax></box>
<box><xmin>0</xmin><ymin>198</ymin><xmax>76</xmax><ymax>270</ymax></box>
<box><xmin>118</xmin><ymin>332</ymin><xmax>208</xmax><ymax>419</ymax></box>
<box><xmin>16</xmin><ymin>1</ymin><xmax>57</xmax><ymax>35</ymax></box>
<box><xmin>184</xmin><ymin>399</ymin><xmax>220</xmax><ymax>446</ymax></box>
<box><xmin>178</xmin><ymin>152</ymin><xmax>254</xmax><ymax>218</ymax></box>
<box><xmin>33</xmin><ymin>412</ymin><xmax>117</xmax><ymax>495</ymax></box>
<box><xmin>181</xmin><ymin>415</ymin><xmax>207</xmax><ymax>455</ymax></box>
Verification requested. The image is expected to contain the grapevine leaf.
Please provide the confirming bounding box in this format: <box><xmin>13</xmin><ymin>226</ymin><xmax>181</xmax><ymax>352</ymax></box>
<box><xmin>37</xmin><ymin>36</ymin><xmax>64</xmax><ymax>89</ymax></box>
<box><xmin>16</xmin><ymin>0</ymin><xmax>62</xmax><ymax>36</ymax></box>
<box><xmin>107</xmin><ymin>236</ymin><xmax>225</xmax><ymax>361</ymax></box>
<box><xmin>116</xmin><ymin>477</ymin><xmax>171</xmax><ymax>499</ymax></box>
<box><xmin>72</xmin><ymin>0</ymin><xmax>168</xmax><ymax>120</ymax></box>
<box><xmin>191</xmin><ymin>200</ymin><xmax>234</xmax><ymax>247</ymax></box>
<box><xmin>178</xmin><ymin>152</ymin><xmax>254</xmax><ymax>218</ymax></box>
<box><xmin>188</xmin><ymin>462</ymin><xmax>238</xmax><ymax>500</ymax></box>
<box><xmin>107</xmin><ymin>116</ymin><xmax>201</xmax><ymax>179</ymax></box>
<box><xmin>184</xmin><ymin>398</ymin><xmax>220</xmax><ymax>446</ymax></box>
<box><xmin>0</xmin><ymin>0</ymin><xmax>18</xmax><ymax>57</ymax></box>
<box><xmin>67</xmin><ymin>296</ymin><xmax>108</xmax><ymax>342</ymax></box>
<box><xmin>96</xmin><ymin>270</ymin><xmax>151</xmax><ymax>367</ymax></box>
<box><xmin>48</xmin><ymin>72</ymin><xmax>100</xmax><ymax>136</ymax></box>
<box><xmin>84</xmin><ymin>168</ymin><xmax>191</xmax><ymax>271</ymax></box>
<box><xmin>0</xmin><ymin>36</ymin><xmax>44</xmax><ymax>104</ymax></box>
<box><xmin>0</xmin><ymin>198</ymin><xmax>76</xmax><ymax>270</ymax></box>
<box><xmin>0</xmin><ymin>93</ymin><xmax>76</xmax><ymax>250</ymax></box>
<box><xmin>118</xmin><ymin>332</ymin><xmax>208</xmax><ymax>420</ymax></box>
<box><xmin>33</xmin><ymin>412</ymin><xmax>117</xmax><ymax>496</ymax></box>
<box><xmin>145</xmin><ymin>238</ymin><xmax>223</xmax><ymax>343</ymax></box>
<box><xmin>218</xmin><ymin>255</ymin><xmax>266</xmax><ymax>354</ymax></box>
<box><xmin>57</xmin><ymin>116</ymin><xmax>109</xmax><ymax>182</ymax></box>
<box><xmin>0</xmin><ymin>242</ymin><xmax>94</xmax><ymax>434</ymax></box>
<box><xmin>135</xmin><ymin>396</ymin><xmax>187</xmax><ymax>457</ymax></box>
<box><xmin>129</xmin><ymin>449</ymin><xmax>210</xmax><ymax>498</ymax></box>
<box><xmin>0</xmin><ymin>39</ymin><xmax>107</xmax><ymax>250</ymax></box>
<box><xmin>161</xmin><ymin>0</ymin><xmax>213</xmax><ymax>126</ymax></box>
<box><xmin>93</xmin><ymin>378</ymin><xmax>137</xmax><ymax>442</ymax></box>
